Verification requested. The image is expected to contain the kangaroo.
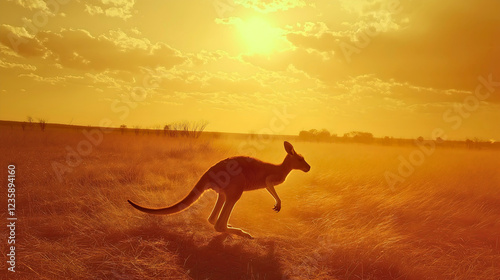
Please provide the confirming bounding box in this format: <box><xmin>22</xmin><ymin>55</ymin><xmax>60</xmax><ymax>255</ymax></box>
<box><xmin>128</xmin><ymin>141</ymin><xmax>310</xmax><ymax>239</ymax></box>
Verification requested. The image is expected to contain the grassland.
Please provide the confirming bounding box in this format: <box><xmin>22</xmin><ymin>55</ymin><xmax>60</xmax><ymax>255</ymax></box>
<box><xmin>1</xmin><ymin>126</ymin><xmax>499</xmax><ymax>279</ymax></box>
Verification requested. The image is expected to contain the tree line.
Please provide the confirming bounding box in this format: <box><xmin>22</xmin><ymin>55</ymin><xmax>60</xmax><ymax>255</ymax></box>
<box><xmin>298</xmin><ymin>128</ymin><xmax>498</xmax><ymax>149</ymax></box>
<box><xmin>298</xmin><ymin>129</ymin><xmax>374</xmax><ymax>143</ymax></box>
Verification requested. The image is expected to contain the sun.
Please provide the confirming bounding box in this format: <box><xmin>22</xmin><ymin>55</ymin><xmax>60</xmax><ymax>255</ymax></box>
<box><xmin>237</xmin><ymin>18</ymin><xmax>281</xmax><ymax>54</ymax></box>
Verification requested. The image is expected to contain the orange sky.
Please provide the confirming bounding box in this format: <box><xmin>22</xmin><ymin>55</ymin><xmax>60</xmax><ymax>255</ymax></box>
<box><xmin>0</xmin><ymin>0</ymin><xmax>499</xmax><ymax>140</ymax></box>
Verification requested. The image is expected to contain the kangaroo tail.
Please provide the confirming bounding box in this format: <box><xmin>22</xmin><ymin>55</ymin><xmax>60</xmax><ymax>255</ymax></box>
<box><xmin>128</xmin><ymin>176</ymin><xmax>208</xmax><ymax>215</ymax></box>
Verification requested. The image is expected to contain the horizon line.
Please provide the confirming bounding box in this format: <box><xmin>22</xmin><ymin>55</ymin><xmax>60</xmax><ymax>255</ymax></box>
<box><xmin>0</xmin><ymin>119</ymin><xmax>496</xmax><ymax>143</ymax></box>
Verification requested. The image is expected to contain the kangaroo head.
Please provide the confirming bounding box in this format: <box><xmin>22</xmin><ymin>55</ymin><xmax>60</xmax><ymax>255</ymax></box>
<box><xmin>284</xmin><ymin>141</ymin><xmax>311</xmax><ymax>172</ymax></box>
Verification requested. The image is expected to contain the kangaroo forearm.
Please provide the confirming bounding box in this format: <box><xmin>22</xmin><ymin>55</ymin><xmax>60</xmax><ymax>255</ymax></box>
<box><xmin>266</xmin><ymin>186</ymin><xmax>281</xmax><ymax>203</ymax></box>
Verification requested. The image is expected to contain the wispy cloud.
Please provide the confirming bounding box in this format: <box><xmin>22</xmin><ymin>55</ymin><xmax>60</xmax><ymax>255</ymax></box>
<box><xmin>234</xmin><ymin>0</ymin><xmax>309</xmax><ymax>13</ymax></box>
<box><xmin>84</xmin><ymin>0</ymin><xmax>135</xmax><ymax>20</ymax></box>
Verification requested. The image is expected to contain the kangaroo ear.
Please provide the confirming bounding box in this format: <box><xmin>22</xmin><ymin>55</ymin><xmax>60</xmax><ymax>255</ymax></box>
<box><xmin>284</xmin><ymin>141</ymin><xmax>296</xmax><ymax>155</ymax></box>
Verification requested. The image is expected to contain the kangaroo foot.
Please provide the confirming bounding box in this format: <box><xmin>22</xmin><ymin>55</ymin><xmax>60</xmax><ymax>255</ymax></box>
<box><xmin>209</xmin><ymin>218</ymin><xmax>232</xmax><ymax>228</ymax></box>
<box><xmin>225</xmin><ymin>227</ymin><xmax>253</xmax><ymax>239</ymax></box>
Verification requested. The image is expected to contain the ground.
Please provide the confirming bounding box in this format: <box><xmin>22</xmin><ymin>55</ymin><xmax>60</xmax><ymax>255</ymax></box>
<box><xmin>1</xmin><ymin>127</ymin><xmax>499</xmax><ymax>279</ymax></box>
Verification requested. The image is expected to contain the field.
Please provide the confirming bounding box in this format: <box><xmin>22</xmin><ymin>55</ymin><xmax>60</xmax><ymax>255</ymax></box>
<box><xmin>1</xmin><ymin>126</ymin><xmax>499</xmax><ymax>280</ymax></box>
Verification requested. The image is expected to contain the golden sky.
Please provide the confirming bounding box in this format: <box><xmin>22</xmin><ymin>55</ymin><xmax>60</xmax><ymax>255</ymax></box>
<box><xmin>0</xmin><ymin>0</ymin><xmax>499</xmax><ymax>140</ymax></box>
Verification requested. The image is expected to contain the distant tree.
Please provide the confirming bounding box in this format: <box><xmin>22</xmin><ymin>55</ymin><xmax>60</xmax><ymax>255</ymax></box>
<box><xmin>163</xmin><ymin>124</ymin><xmax>170</xmax><ymax>136</ymax></box>
<box><xmin>166</xmin><ymin>123</ymin><xmax>179</xmax><ymax>137</ymax></box>
<box><xmin>191</xmin><ymin>121</ymin><xmax>208</xmax><ymax>138</ymax></box>
<box><xmin>134</xmin><ymin>126</ymin><xmax>140</xmax><ymax>135</ymax></box>
<box><xmin>181</xmin><ymin>121</ymin><xmax>190</xmax><ymax>137</ymax></box>
<box><xmin>383</xmin><ymin>136</ymin><xmax>393</xmax><ymax>145</ymax></box>
<box><xmin>344</xmin><ymin>131</ymin><xmax>374</xmax><ymax>143</ymax></box>
<box><xmin>120</xmin><ymin>124</ymin><xmax>127</xmax><ymax>134</ymax></box>
<box><xmin>298</xmin><ymin>130</ymin><xmax>312</xmax><ymax>140</ymax></box>
<box><xmin>38</xmin><ymin>119</ymin><xmax>46</xmax><ymax>132</ymax></box>
<box><xmin>299</xmin><ymin>128</ymin><xmax>333</xmax><ymax>142</ymax></box>
<box><xmin>465</xmin><ymin>139</ymin><xmax>473</xmax><ymax>149</ymax></box>
<box><xmin>25</xmin><ymin>116</ymin><xmax>34</xmax><ymax>129</ymax></box>
<box><xmin>163</xmin><ymin>121</ymin><xmax>208</xmax><ymax>138</ymax></box>
<box><xmin>317</xmin><ymin>129</ymin><xmax>331</xmax><ymax>140</ymax></box>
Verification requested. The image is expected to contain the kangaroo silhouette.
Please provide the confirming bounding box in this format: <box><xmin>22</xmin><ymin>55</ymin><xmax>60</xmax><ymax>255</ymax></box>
<box><xmin>128</xmin><ymin>141</ymin><xmax>310</xmax><ymax>239</ymax></box>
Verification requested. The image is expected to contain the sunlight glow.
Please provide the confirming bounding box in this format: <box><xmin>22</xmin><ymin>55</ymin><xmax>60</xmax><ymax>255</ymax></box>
<box><xmin>237</xmin><ymin>18</ymin><xmax>281</xmax><ymax>54</ymax></box>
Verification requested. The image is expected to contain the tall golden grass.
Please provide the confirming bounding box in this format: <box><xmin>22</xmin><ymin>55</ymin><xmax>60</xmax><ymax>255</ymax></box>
<box><xmin>1</xmin><ymin>127</ymin><xmax>499</xmax><ymax>279</ymax></box>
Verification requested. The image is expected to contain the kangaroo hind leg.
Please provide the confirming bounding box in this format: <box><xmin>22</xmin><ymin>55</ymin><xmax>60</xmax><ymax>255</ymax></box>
<box><xmin>214</xmin><ymin>195</ymin><xmax>253</xmax><ymax>239</ymax></box>
<box><xmin>208</xmin><ymin>193</ymin><xmax>225</xmax><ymax>225</ymax></box>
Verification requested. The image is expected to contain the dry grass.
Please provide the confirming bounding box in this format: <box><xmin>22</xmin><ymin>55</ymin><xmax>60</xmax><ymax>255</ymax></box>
<box><xmin>1</xmin><ymin>127</ymin><xmax>499</xmax><ymax>279</ymax></box>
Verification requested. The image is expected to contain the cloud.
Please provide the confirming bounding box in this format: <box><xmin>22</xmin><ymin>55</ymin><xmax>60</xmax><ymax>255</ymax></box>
<box><xmin>7</xmin><ymin>0</ymin><xmax>56</xmax><ymax>15</ymax></box>
<box><xmin>162</xmin><ymin>57</ymin><xmax>323</xmax><ymax>97</ymax></box>
<box><xmin>41</xmin><ymin>29</ymin><xmax>185</xmax><ymax>71</ymax></box>
<box><xmin>18</xmin><ymin>73</ymin><xmax>66</xmax><ymax>85</ymax></box>
<box><xmin>187</xmin><ymin>50</ymin><xmax>225</xmax><ymax>66</ymax></box>
<box><xmin>0</xmin><ymin>24</ymin><xmax>45</xmax><ymax>57</ymax></box>
<box><xmin>13</xmin><ymin>68</ymin><xmax>138</xmax><ymax>94</ymax></box>
<box><xmin>234</xmin><ymin>0</ymin><xmax>308</xmax><ymax>13</ymax></box>
<box><xmin>332</xmin><ymin>75</ymin><xmax>474</xmax><ymax>105</ymax></box>
<box><xmin>151</xmin><ymin>64</ymin><xmax>322</xmax><ymax>110</ymax></box>
<box><xmin>0</xmin><ymin>59</ymin><xmax>36</xmax><ymax>71</ymax></box>
<box><xmin>0</xmin><ymin>27</ymin><xmax>186</xmax><ymax>71</ymax></box>
<box><xmin>156</xmin><ymin>68</ymin><xmax>272</xmax><ymax>96</ymax></box>
<box><xmin>84</xmin><ymin>0</ymin><xmax>135</xmax><ymax>20</ymax></box>
<box><xmin>273</xmin><ymin>0</ymin><xmax>500</xmax><ymax>92</ymax></box>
